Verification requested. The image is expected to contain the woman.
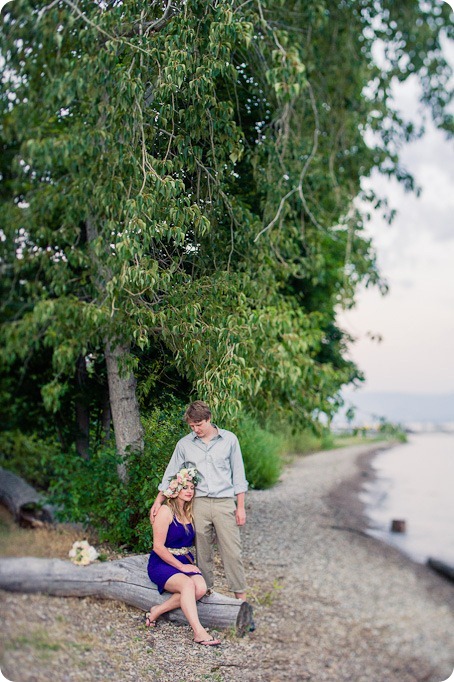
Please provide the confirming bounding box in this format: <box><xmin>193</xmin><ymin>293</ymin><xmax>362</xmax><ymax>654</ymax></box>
<box><xmin>146</xmin><ymin>465</ymin><xmax>221</xmax><ymax>647</ymax></box>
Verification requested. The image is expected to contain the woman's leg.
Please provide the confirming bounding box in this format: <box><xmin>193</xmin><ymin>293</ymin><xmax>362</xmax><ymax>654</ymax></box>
<box><xmin>164</xmin><ymin>573</ymin><xmax>219</xmax><ymax>643</ymax></box>
<box><xmin>146</xmin><ymin>592</ymin><xmax>181</xmax><ymax>624</ymax></box>
<box><xmin>147</xmin><ymin>571</ymin><xmax>207</xmax><ymax>624</ymax></box>
<box><xmin>191</xmin><ymin>573</ymin><xmax>208</xmax><ymax>601</ymax></box>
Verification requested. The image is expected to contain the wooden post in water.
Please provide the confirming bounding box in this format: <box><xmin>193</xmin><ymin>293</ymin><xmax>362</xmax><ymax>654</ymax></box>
<box><xmin>390</xmin><ymin>519</ymin><xmax>406</xmax><ymax>533</ymax></box>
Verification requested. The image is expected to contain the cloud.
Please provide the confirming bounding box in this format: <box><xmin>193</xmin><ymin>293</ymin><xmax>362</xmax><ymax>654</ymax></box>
<box><xmin>343</xmin><ymin>74</ymin><xmax>454</xmax><ymax>394</ymax></box>
<box><xmin>363</xmin><ymin>109</ymin><xmax>454</xmax><ymax>284</ymax></box>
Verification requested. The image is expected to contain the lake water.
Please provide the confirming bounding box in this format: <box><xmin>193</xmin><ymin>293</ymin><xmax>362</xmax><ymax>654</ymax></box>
<box><xmin>360</xmin><ymin>432</ymin><xmax>454</xmax><ymax>566</ymax></box>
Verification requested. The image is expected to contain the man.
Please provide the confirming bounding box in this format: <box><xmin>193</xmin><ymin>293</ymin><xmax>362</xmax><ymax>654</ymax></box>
<box><xmin>150</xmin><ymin>400</ymin><xmax>248</xmax><ymax>600</ymax></box>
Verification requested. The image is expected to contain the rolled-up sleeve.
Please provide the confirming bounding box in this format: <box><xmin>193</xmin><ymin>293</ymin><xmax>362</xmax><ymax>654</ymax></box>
<box><xmin>158</xmin><ymin>443</ymin><xmax>185</xmax><ymax>492</ymax></box>
<box><xmin>230</xmin><ymin>435</ymin><xmax>248</xmax><ymax>495</ymax></box>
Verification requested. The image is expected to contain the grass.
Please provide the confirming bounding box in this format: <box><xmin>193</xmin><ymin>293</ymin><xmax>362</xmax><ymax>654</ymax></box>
<box><xmin>2</xmin><ymin>618</ymin><xmax>98</xmax><ymax>674</ymax></box>
<box><xmin>0</xmin><ymin>505</ymin><xmax>120</xmax><ymax>561</ymax></box>
<box><xmin>2</xmin><ymin>629</ymin><xmax>95</xmax><ymax>666</ymax></box>
<box><xmin>11</xmin><ymin>633</ymin><xmax>63</xmax><ymax>652</ymax></box>
<box><xmin>247</xmin><ymin>578</ymin><xmax>284</xmax><ymax>607</ymax></box>
<box><xmin>332</xmin><ymin>433</ymin><xmax>386</xmax><ymax>447</ymax></box>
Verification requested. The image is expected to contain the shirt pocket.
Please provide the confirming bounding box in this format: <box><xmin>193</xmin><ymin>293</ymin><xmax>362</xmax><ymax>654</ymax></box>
<box><xmin>211</xmin><ymin>450</ymin><xmax>230</xmax><ymax>472</ymax></box>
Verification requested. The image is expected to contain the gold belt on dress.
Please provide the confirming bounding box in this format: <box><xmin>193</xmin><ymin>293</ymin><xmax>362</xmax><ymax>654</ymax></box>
<box><xmin>168</xmin><ymin>546</ymin><xmax>195</xmax><ymax>556</ymax></box>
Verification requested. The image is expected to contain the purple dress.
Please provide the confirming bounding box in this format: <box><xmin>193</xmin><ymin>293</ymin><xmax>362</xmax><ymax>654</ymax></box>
<box><xmin>147</xmin><ymin>516</ymin><xmax>199</xmax><ymax>593</ymax></box>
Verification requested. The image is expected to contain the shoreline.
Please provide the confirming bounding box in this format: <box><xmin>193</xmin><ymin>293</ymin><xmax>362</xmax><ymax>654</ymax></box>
<box><xmin>326</xmin><ymin>441</ymin><xmax>454</xmax><ymax>585</ymax></box>
<box><xmin>326</xmin><ymin>440</ymin><xmax>394</xmax><ymax>536</ymax></box>
<box><xmin>328</xmin><ymin>438</ymin><xmax>454</xmax><ymax>579</ymax></box>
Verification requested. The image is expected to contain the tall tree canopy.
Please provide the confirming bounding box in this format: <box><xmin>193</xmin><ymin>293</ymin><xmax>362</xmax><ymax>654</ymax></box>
<box><xmin>0</xmin><ymin>0</ymin><xmax>452</xmax><ymax>462</ymax></box>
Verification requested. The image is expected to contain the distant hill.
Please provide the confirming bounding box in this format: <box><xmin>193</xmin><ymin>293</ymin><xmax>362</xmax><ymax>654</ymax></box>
<box><xmin>339</xmin><ymin>391</ymin><xmax>454</xmax><ymax>425</ymax></box>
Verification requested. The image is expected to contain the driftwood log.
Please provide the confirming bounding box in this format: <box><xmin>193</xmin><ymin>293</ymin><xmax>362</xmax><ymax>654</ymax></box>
<box><xmin>427</xmin><ymin>558</ymin><xmax>454</xmax><ymax>583</ymax></box>
<box><xmin>0</xmin><ymin>467</ymin><xmax>54</xmax><ymax>526</ymax></box>
<box><xmin>0</xmin><ymin>554</ymin><xmax>254</xmax><ymax>635</ymax></box>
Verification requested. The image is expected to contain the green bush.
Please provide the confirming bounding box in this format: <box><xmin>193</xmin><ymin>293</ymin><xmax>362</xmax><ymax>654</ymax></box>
<box><xmin>377</xmin><ymin>419</ymin><xmax>407</xmax><ymax>443</ymax></box>
<box><xmin>47</xmin><ymin>400</ymin><xmax>189</xmax><ymax>552</ymax></box>
<box><xmin>236</xmin><ymin>417</ymin><xmax>283</xmax><ymax>489</ymax></box>
<box><xmin>279</xmin><ymin>425</ymin><xmax>334</xmax><ymax>455</ymax></box>
<box><xmin>0</xmin><ymin>430</ymin><xmax>62</xmax><ymax>490</ymax></box>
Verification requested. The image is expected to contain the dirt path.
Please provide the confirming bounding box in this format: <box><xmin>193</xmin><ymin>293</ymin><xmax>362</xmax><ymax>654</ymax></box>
<box><xmin>1</xmin><ymin>443</ymin><xmax>453</xmax><ymax>682</ymax></box>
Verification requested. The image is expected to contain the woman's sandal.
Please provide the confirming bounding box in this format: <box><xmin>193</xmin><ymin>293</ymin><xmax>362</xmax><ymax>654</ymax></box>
<box><xmin>145</xmin><ymin>612</ymin><xmax>158</xmax><ymax>628</ymax></box>
<box><xmin>194</xmin><ymin>637</ymin><xmax>221</xmax><ymax>647</ymax></box>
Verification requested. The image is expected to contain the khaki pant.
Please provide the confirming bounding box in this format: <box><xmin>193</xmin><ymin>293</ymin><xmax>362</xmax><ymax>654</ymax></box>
<box><xmin>193</xmin><ymin>497</ymin><xmax>246</xmax><ymax>594</ymax></box>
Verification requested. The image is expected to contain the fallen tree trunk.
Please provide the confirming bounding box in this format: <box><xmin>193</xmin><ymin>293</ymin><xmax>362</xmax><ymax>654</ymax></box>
<box><xmin>0</xmin><ymin>467</ymin><xmax>54</xmax><ymax>526</ymax></box>
<box><xmin>0</xmin><ymin>554</ymin><xmax>253</xmax><ymax>635</ymax></box>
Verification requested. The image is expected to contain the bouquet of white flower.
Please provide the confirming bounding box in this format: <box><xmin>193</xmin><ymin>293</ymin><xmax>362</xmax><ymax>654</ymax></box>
<box><xmin>69</xmin><ymin>540</ymin><xmax>99</xmax><ymax>566</ymax></box>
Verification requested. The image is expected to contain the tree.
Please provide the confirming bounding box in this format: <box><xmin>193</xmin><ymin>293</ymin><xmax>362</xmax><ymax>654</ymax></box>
<box><xmin>0</xmin><ymin>1</ymin><xmax>451</xmax><ymax>472</ymax></box>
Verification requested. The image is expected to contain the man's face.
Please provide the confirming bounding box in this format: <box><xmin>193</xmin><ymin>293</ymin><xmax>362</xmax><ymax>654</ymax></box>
<box><xmin>188</xmin><ymin>419</ymin><xmax>211</xmax><ymax>439</ymax></box>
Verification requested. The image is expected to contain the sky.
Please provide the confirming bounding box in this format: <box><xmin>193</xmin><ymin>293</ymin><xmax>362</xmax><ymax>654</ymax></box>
<box><xmin>338</xmin><ymin>41</ymin><xmax>454</xmax><ymax>398</ymax></box>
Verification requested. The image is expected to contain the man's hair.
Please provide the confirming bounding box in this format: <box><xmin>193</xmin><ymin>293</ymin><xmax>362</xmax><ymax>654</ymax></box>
<box><xmin>184</xmin><ymin>400</ymin><xmax>212</xmax><ymax>423</ymax></box>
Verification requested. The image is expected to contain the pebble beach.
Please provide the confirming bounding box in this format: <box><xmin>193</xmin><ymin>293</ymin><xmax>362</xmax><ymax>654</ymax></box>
<box><xmin>1</xmin><ymin>441</ymin><xmax>454</xmax><ymax>682</ymax></box>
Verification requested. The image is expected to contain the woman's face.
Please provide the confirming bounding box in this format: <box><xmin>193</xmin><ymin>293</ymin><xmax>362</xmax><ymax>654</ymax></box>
<box><xmin>178</xmin><ymin>482</ymin><xmax>195</xmax><ymax>502</ymax></box>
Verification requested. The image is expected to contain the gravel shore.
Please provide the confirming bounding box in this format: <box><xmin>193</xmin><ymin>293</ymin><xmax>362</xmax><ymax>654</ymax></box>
<box><xmin>1</xmin><ymin>441</ymin><xmax>453</xmax><ymax>682</ymax></box>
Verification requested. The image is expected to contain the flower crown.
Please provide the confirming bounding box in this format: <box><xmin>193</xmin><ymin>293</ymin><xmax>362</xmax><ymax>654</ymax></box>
<box><xmin>163</xmin><ymin>464</ymin><xmax>200</xmax><ymax>499</ymax></box>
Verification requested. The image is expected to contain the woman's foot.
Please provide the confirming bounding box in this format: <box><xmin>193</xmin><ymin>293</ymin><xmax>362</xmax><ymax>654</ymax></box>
<box><xmin>194</xmin><ymin>636</ymin><xmax>221</xmax><ymax>646</ymax></box>
<box><xmin>145</xmin><ymin>608</ymin><xmax>159</xmax><ymax>627</ymax></box>
<box><xmin>193</xmin><ymin>627</ymin><xmax>221</xmax><ymax>646</ymax></box>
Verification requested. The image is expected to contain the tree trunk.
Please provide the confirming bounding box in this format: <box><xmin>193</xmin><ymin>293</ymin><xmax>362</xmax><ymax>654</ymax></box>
<box><xmin>75</xmin><ymin>402</ymin><xmax>90</xmax><ymax>459</ymax></box>
<box><xmin>0</xmin><ymin>555</ymin><xmax>253</xmax><ymax>634</ymax></box>
<box><xmin>0</xmin><ymin>467</ymin><xmax>54</xmax><ymax>526</ymax></box>
<box><xmin>75</xmin><ymin>355</ymin><xmax>90</xmax><ymax>459</ymax></box>
<box><xmin>104</xmin><ymin>340</ymin><xmax>144</xmax><ymax>481</ymax></box>
<box><xmin>100</xmin><ymin>387</ymin><xmax>112</xmax><ymax>444</ymax></box>
<box><xmin>86</xmin><ymin>215</ymin><xmax>143</xmax><ymax>480</ymax></box>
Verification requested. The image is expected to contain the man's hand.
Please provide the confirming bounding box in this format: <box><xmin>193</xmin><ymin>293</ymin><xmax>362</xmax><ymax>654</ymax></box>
<box><xmin>235</xmin><ymin>507</ymin><xmax>246</xmax><ymax>526</ymax></box>
<box><xmin>149</xmin><ymin>500</ymin><xmax>162</xmax><ymax>524</ymax></box>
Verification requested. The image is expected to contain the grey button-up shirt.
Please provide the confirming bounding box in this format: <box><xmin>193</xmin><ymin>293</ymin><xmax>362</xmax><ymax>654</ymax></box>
<box><xmin>158</xmin><ymin>427</ymin><xmax>248</xmax><ymax>498</ymax></box>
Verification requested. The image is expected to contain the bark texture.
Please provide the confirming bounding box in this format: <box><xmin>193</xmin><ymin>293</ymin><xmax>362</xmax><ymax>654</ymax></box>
<box><xmin>104</xmin><ymin>340</ymin><xmax>144</xmax><ymax>481</ymax></box>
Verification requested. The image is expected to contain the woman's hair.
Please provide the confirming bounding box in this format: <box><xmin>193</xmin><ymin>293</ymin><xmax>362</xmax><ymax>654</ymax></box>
<box><xmin>165</xmin><ymin>495</ymin><xmax>194</xmax><ymax>532</ymax></box>
<box><xmin>184</xmin><ymin>400</ymin><xmax>211</xmax><ymax>423</ymax></box>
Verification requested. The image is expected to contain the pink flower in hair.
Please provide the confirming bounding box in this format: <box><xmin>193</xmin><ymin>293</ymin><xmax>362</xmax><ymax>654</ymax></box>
<box><xmin>163</xmin><ymin>465</ymin><xmax>200</xmax><ymax>499</ymax></box>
